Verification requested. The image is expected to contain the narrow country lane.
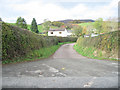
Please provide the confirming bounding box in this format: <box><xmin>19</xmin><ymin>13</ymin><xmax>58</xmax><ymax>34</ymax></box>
<box><xmin>2</xmin><ymin>43</ymin><xmax>119</xmax><ymax>88</ymax></box>
<box><xmin>51</xmin><ymin>43</ymin><xmax>86</xmax><ymax>59</ymax></box>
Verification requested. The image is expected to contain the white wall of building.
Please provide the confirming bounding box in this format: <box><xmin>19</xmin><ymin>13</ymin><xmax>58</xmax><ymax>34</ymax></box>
<box><xmin>91</xmin><ymin>33</ymin><xmax>99</xmax><ymax>37</ymax></box>
<box><xmin>48</xmin><ymin>29</ymin><xmax>70</xmax><ymax>37</ymax></box>
<box><xmin>67</xmin><ymin>32</ymin><xmax>72</xmax><ymax>36</ymax></box>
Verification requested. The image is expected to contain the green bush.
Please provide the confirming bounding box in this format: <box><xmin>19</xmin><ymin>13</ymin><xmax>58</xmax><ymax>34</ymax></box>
<box><xmin>57</xmin><ymin>37</ymin><xmax>77</xmax><ymax>43</ymax></box>
<box><xmin>75</xmin><ymin>31</ymin><xmax>119</xmax><ymax>60</ymax></box>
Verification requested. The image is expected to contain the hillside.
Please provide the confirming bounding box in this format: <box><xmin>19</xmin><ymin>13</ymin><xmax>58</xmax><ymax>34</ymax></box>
<box><xmin>58</xmin><ymin>19</ymin><xmax>94</xmax><ymax>23</ymax></box>
<box><xmin>78</xmin><ymin>22</ymin><xmax>95</xmax><ymax>27</ymax></box>
<box><xmin>54</xmin><ymin>19</ymin><xmax>95</xmax><ymax>23</ymax></box>
<box><xmin>39</xmin><ymin>19</ymin><xmax>95</xmax><ymax>25</ymax></box>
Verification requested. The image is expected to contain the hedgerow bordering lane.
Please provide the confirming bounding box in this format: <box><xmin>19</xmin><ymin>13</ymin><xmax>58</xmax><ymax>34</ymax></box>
<box><xmin>2</xmin><ymin>22</ymin><xmax>77</xmax><ymax>64</ymax></box>
<box><xmin>74</xmin><ymin>31</ymin><xmax>119</xmax><ymax>60</ymax></box>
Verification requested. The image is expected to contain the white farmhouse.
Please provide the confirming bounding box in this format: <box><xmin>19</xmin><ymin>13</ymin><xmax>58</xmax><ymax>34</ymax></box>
<box><xmin>91</xmin><ymin>33</ymin><xmax>99</xmax><ymax>37</ymax></box>
<box><xmin>48</xmin><ymin>28</ymin><xmax>72</xmax><ymax>37</ymax></box>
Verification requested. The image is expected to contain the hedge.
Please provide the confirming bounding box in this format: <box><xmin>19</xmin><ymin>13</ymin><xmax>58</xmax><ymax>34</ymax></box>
<box><xmin>2</xmin><ymin>22</ymin><xmax>77</xmax><ymax>60</ymax></box>
<box><xmin>76</xmin><ymin>31</ymin><xmax>119</xmax><ymax>59</ymax></box>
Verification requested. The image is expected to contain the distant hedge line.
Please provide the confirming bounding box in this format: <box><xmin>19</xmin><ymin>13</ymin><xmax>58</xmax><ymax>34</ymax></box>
<box><xmin>2</xmin><ymin>22</ymin><xmax>77</xmax><ymax>60</ymax></box>
<box><xmin>76</xmin><ymin>31</ymin><xmax>119</xmax><ymax>59</ymax></box>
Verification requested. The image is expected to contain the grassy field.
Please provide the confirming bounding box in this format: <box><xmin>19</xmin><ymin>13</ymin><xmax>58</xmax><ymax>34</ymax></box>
<box><xmin>6</xmin><ymin>23</ymin><xmax>59</xmax><ymax>32</ymax></box>
<box><xmin>78</xmin><ymin>22</ymin><xmax>95</xmax><ymax>27</ymax></box>
<box><xmin>50</xmin><ymin>26</ymin><xmax>59</xmax><ymax>29</ymax></box>
<box><xmin>27</xmin><ymin>24</ymin><xmax>43</xmax><ymax>32</ymax></box>
<box><xmin>6</xmin><ymin>23</ymin><xmax>16</xmax><ymax>26</ymax></box>
<box><xmin>6</xmin><ymin>23</ymin><xmax>43</xmax><ymax>32</ymax></box>
<box><xmin>2</xmin><ymin>42</ymin><xmax>73</xmax><ymax>64</ymax></box>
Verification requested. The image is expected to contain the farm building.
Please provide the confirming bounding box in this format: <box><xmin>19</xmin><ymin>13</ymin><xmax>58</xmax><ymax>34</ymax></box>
<box><xmin>48</xmin><ymin>28</ymin><xmax>72</xmax><ymax>37</ymax></box>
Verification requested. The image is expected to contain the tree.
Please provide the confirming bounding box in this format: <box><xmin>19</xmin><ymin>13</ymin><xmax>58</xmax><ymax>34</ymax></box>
<box><xmin>52</xmin><ymin>21</ymin><xmax>64</xmax><ymax>27</ymax></box>
<box><xmin>21</xmin><ymin>18</ymin><xmax>27</xmax><ymax>29</ymax></box>
<box><xmin>16</xmin><ymin>17</ymin><xmax>22</xmax><ymax>27</ymax></box>
<box><xmin>0</xmin><ymin>18</ymin><xmax>2</xmax><ymax>21</ymax></box>
<box><xmin>72</xmin><ymin>26</ymin><xmax>83</xmax><ymax>37</ymax></box>
<box><xmin>42</xmin><ymin>19</ymin><xmax>52</xmax><ymax>34</ymax></box>
<box><xmin>106</xmin><ymin>17</ymin><xmax>118</xmax><ymax>32</ymax></box>
<box><xmin>102</xmin><ymin>17</ymin><xmax>118</xmax><ymax>33</ymax></box>
<box><xmin>94</xmin><ymin>18</ymin><xmax>103</xmax><ymax>34</ymax></box>
<box><xmin>86</xmin><ymin>25</ymin><xmax>95</xmax><ymax>34</ymax></box>
<box><xmin>82</xmin><ymin>26</ymin><xmax>87</xmax><ymax>35</ymax></box>
<box><xmin>65</xmin><ymin>23</ymin><xmax>73</xmax><ymax>30</ymax></box>
<box><xmin>31</xmin><ymin>18</ymin><xmax>39</xmax><ymax>33</ymax></box>
<box><xmin>16</xmin><ymin>17</ymin><xmax>27</xmax><ymax>29</ymax></box>
<box><xmin>102</xmin><ymin>21</ymin><xmax>109</xmax><ymax>33</ymax></box>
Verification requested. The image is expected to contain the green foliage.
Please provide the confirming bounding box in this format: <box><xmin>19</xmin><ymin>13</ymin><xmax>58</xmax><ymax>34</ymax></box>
<box><xmin>2</xmin><ymin>44</ymin><xmax>60</xmax><ymax>64</ymax></box>
<box><xmin>69</xmin><ymin>20</ymin><xmax>85</xmax><ymax>24</ymax></box>
<box><xmin>72</xmin><ymin>26</ymin><xmax>83</xmax><ymax>37</ymax></box>
<box><xmin>103</xmin><ymin>18</ymin><xmax>118</xmax><ymax>32</ymax></box>
<box><xmin>82</xmin><ymin>26</ymin><xmax>87</xmax><ymax>35</ymax></box>
<box><xmin>2</xmin><ymin>42</ymin><xmax>75</xmax><ymax>64</ymax></box>
<box><xmin>50</xmin><ymin>26</ymin><xmax>59</xmax><ymax>29</ymax></box>
<box><xmin>78</xmin><ymin>22</ymin><xmax>95</xmax><ymax>27</ymax></box>
<box><xmin>2</xmin><ymin>22</ymin><xmax>77</xmax><ymax>63</ymax></box>
<box><xmin>79</xmin><ymin>18</ymin><xmax>118</xmax><ymax>34</ymax></box>
<box><xmin>16</xmin><ymin>17</ymin><xmax>27</xmax><ymax>29</ymax></box>
<box><xmin>57</xmin><ymin>37</ymin><xmax>77</xmax><ymax>43</ymax></box>
<box><xmin>2</xmin><ymin>22</ymin><xmax>55</xmax><ymax>60</ymax></box>
<box><xmin>74</xmin><ymin>44</ymin><xmax>95</xmax><ymax>58</ymax></box>
<box><xmin>0</xmin><ymin>18</ymin><xmax>1</xmax><ymax>21</ymax></box>
<box><xmin>65</xmin><ymin>23</ymin><xmax>73</xmax><ymax>30</ymax></box>
<box><xmin>74</xmin><ymin>44</ymin><xmax>118</xmax><ymax>61</ymax></box>
<box><xmin>31</xmin><ymin>18</ymin><xmax>39</xmax><ymax>33</ymax></box>
<box><xmin>42</xmin><ymin>19</ymin><xmax>52</xmax><ymax>32</ymax></box>
<box><xmin>94</xmin><ymin>18</ymin><xmax>103</xmax><ymax>34</ymax></box>
<box><xmin>52</xmin><ymin>21</ymin><xmax>64</xmax><ymax>27</ymax></box>
<box><xmin>75</xmin><ymin>31</ymin><xmax>119</xmax><ymax>60</ymax></box>
<box><xmin>78</xmin><ymin>22</ymin><xmax>95</xmax><ymax>34</ymax></box>
<box><xmin>7</xmin><ymin>23</ymin><xmax>43</xmax><ymax>32</ymax></box>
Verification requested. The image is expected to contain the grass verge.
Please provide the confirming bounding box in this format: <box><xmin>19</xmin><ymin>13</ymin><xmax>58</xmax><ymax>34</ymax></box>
<box><xmin>74</xmin><ymin>44</ymin><xmax>119</xmax><ymax>61</ymax></box>
<box><xmin>2</xmin><ymin>42</ymin><xmax>74</xmax><ymax>64</ymax></box>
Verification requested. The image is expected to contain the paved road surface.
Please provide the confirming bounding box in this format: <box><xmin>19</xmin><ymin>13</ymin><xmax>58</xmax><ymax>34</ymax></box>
<box><xmin>2</xmin><ymin>43</ymin><xmax>119</xmax><ymax>88</ymax></box>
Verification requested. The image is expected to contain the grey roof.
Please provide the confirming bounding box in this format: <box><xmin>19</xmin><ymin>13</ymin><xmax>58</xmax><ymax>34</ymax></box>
<box><xmin>49</xmin><ymin>29</ymin><xmax>73</xmax><ymax>33</ymax></box>
<box><xmin>49</xmin><ymin>28</ymin><xmax>65</xmax><ymax>31</ymax></box>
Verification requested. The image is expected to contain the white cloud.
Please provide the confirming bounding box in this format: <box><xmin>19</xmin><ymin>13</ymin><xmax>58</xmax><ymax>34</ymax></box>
<box><xmin>43</xmin><ymin>0</ymin><xmax>112</xmax><ymax>2</ymax></box>
<box><xmin>3</xmin><ymin>17</ymin><xmax>17</xmax><ymax>23</ymax></box>
<box><xmin>71</xmin><ymin>4</ymin><xmax>88</xmax><ymax>15</ymax></box>
<box><xmin>1</xmin><ymin>0</ymin><xmax>118</xmax><ymax>24</ymax></box>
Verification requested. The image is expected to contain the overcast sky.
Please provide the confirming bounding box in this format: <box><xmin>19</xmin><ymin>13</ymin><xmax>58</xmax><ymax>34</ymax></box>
<box><xmin>0</xmin><ymin>0</ymin><xmax>118</xmax><ymax>24</ymax></box>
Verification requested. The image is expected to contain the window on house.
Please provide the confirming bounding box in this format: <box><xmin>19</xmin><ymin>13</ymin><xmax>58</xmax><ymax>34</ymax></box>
<box><xmin>59</xmin><ymin>32</ymin><xmax>62</xmax><ymax>34</ymax></box>
<box><xmin>51</xmin><ymin>32</ymin><xmax>53</xmax><ymax>34</ymax></box>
